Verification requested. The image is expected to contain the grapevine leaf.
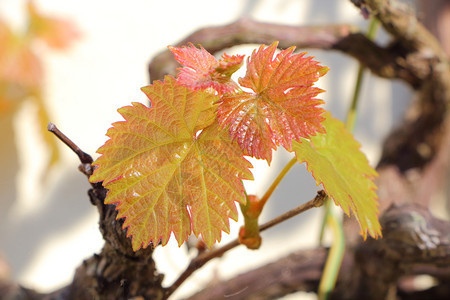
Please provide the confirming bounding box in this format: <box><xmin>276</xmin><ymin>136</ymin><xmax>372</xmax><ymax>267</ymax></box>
<box><xmin>169</xmin><ymin>43</ymin><xmax>243</xmax><ymax>94</ymax></box>
<box><xmin>292</xmin><ymin>112</ymin><xmax>381</xmax><ymax>239</ymax></box>
<box><xmin>90</xmin><ymin>76</ymin><xmax>253</xmax><ymax>250</ymax></box>
<box><xmin>216</xmin><ymin>53</ymin><xmax>245</xmax><ymax>76</ymax></box>
<box><xmin>217</xmin><ymin>41</ymin><xmax>328</xmax><ymax>162</ymax></box>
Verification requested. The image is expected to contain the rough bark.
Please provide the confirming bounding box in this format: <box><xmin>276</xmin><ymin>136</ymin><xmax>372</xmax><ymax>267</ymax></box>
<box><xmin>1</xmin><ymin>184</ymin><xmax>164</xmax><ymax>300</ymax></box>
<box><xmin>186</xmin><ymin>204</ymin><xmax>450</xmax><ymax>300</ymax></box>
<box><xmin>187</xmin><ymin>248</ymin><xmax>328</xmax><ymax>300</ymax></box>
<box><xmin>17</xmin><ymin>183</ymin><xmax>166</xmax><ymax>300</ymax></box>
<box><xmin>62</xmin><ymin>185</ymin><xmax>164</xmax><ymax>300</ymax></box>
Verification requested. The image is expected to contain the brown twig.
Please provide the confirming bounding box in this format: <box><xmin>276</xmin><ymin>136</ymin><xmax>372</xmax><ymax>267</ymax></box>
<box><xmin>163</xmin><ymin>190</ymin><xmax>326</xmax><ymax>299</ymax></box>
<box><xmin>47</xmin><ymin>122</ymin><xmax>94</xmax><ymax>176</ymax></box>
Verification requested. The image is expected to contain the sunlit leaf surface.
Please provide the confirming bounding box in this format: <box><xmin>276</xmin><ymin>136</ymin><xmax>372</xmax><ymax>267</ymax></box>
<box><xmin>169</xmin><ymin>43</ymin><xmax>243</xmax><ymax>94</ymax></box>
<box><xmin>90</xmin><ymin>76</ymin><xmax>253</xmax><ymax>250</ymax></box>
<box><xmin>217</xmin><ymin>42</ymin><xmax>328</xmax><ymax>162</ymax></box>
<box><xmin>293</xmin><ymin>112</ymin><xmax>381</xmax><ymax>239</ymax></box>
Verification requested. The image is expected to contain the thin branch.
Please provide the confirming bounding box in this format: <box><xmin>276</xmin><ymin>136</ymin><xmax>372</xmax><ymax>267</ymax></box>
<box><xmin>187</xmin><ymin>248</ymin><xmax>330</xmax><ymax>300</ymax></box>
<box><xmin>163</xmin><ymin>190</ymin><xmax>326</xmax><ymax>299</ymax></box>
<box><xmin>47</xmin><ymin>122</ymin><xmax>94</xmax><ymax>176</ymax></box>
<box><xmin>148</xmin><ymin>19</ymin><xmax>359</xmax><ymax>82</ymax></box>
<box><xmin>186</xmin><ymin>203</ymin><xmax>450</xmax><ymax>300</ymax></box>
<box><xmin>148</xmin><ymin>17</ymin><xmax>433</xmax><ymax>88</ymax></box>
<box><xmin>259</xmin><ymin>190</ymin><xmax>326</xmax><ymax>231</ymax></box>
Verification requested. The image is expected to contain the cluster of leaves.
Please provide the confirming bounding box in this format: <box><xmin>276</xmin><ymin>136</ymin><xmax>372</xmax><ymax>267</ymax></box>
<box><xmin>90</xmin><ymin>42</ymin><xmax>381</xmax><ymax>251</ymax></box>
<box><xmin>0</xmin><ymin>0</ymin><xmax>79</xmax><ymax>165</ymax></box>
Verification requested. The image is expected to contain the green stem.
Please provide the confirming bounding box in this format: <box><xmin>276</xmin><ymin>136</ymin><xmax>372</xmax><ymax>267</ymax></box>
<box><xmin>239</xmin><ymin>157</ymin><xmax>298</xmax><ymax>249</ymax></box>
<box><xmin>318</xmin><ymin>198</ymin><xmax>345</xmax><ymax>300</ymax></box>
<box><xmin>318</xmin><ymin>17</ymin><xmax>380</xmax><ymax>299</ymax></box>
<box><xmin>345</xmin><ymin>65</ymin><xmax>364</xmax><ymax>130</ymax></box>
<box><xmin>318</xmin><ymin>195</ymin><xmax>332</xmax><ymax>246</ymax></box>
<box><xmin>345</xmin><ymin>18</ymin><xmax>380</xmax><ymax>131</ymax></box>
<box><xmin>259</xmin><ymin>156</ymin><xmax>297</xmax><ymax>208</ymax></box>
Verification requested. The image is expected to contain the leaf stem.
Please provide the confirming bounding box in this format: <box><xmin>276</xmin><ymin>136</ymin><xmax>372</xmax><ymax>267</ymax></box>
<box><xmin>259</xmin><ymin>156</ymin><xmax>297</xmax><ymax>208</ymax></box>
<box><xmin>239</xmin><ymin>156</ymin><xmax>298</xmax><ymax>249</ymax></box>
<box><xmin>163</xmin><ymin>190</ymin><xmax>326</xmax><ymax>299</ymax></box>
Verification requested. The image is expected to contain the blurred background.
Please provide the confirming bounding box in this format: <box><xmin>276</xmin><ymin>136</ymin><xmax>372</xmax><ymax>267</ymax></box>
<box><xmin>0</xmin><ymin>0</ymin><xmax>418</xmax><ymax>299</ymax></box>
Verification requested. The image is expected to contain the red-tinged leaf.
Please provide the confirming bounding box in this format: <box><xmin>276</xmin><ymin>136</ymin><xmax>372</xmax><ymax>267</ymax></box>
<box><xmin>169</xmin><ymin>44</ymin><xmax>242</xmax><ymax>94</ymax></box>
<box><xmin>216</xmin><ymin>53</ymin><xmax>245</xmax><ymax>76</ymax></box>
<box><xmin>217</xmin><ymin>41</ymin><xmax>328</xmax><ymax>162</ymax></box>
<box><xmin>217</xmin><ymin>91</ymin><xmax>277</xmax><ymax>161</ymax></box>
<box><xmin>292</xmin><ymin>112</ymin><xmax>381</xmax><ymax>239</ymax></box>
<box><xmin>90</xmin><ymin>76</ymin><xmax>253</xmax><ymax>250</ymax></box>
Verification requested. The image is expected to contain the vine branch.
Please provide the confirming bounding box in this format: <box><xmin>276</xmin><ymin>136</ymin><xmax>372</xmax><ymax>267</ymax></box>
<box><xmin>148</xmin><ymin>18</ymin><xmax>357</xmax><ymax>82</ymax></box>
<box><xmin>148</xmin><ymin>17</ymin><xmax>438</xmax><ymax>88</ymax></box>
<box><xmin>186</xmin><ymin>204</ymin><xmax>450</xmax><ymax>299</ymax></box>
<box><xmin>47</xmin><ymin>122</ymin><xmax>94</xmax><ymax>177</ymax></box>
<box><xmin>163</xmin><ymin>190</ymin><xmax>327</xmax><ymax>299</ymax></box>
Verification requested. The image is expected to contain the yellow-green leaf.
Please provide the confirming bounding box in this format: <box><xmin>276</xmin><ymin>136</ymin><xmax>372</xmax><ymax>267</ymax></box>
<box><xmin>292</xmin><ymin>112</ymin><xmax>381</xmax><ymax>239</ymax></box>
<box><xmin>90</xmin><ymin>76</ymin><xmax>253</xmax><ymax>250</ymax></box>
